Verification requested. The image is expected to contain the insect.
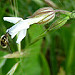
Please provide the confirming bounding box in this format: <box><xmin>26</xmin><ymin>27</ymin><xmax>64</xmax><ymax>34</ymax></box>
<box><xmin>0</xmin><ymin>33</ymin><xmax>9</xmax><ymax>48</ymax></box>
<box><xmin>0</xmin><ymin>33</ymin><xmax>12</xmax><ymax>53</ymax></box>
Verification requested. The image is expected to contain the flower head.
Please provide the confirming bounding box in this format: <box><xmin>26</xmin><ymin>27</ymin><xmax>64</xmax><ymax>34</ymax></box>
<box><xmin>3</xmin><ymin>7</ymin><xmax>55</xmax><ymax>44</ymax></box>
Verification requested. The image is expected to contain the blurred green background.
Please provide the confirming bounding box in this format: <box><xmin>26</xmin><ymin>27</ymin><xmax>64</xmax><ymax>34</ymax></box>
<box><xmin>0</xmin><ymin>0</ymin><xmax>75</xmax><ymax>75</ymax></box>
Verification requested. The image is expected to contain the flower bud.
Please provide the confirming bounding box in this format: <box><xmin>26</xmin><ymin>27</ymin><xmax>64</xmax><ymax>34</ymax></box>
<box><xmin>28</xmin><ymin>7</ymin><xmax>55</xmax><ymax>24</ymax></box>
<box><xmin>70</xmin><ymin>11</ymin><xmax>75</xmax><ymax>18</ymax></box>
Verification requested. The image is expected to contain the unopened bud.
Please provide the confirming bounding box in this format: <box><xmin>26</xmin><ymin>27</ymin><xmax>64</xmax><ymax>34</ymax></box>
<box><xmin>70</xmin><ymin>11</ymin><xmax>75</xmax><ymax>18</ymax></box>
<box><xmin>50</xmin><ymin>15</ymin><xmax>70</xmax><ymax>30</ymax></box>
<box><xmin>29</xmin><ymin>7</ymin><xmax>55</xmax><ymax>24</ymax></box>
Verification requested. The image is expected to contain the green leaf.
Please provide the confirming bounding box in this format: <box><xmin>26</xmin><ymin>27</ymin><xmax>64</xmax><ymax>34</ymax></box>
<box><xmin>13</xmin><ymin>24</ymin><xmax>44</xmax><ymax>75</ymax></box>
<box><xmin>40</xmin><ymin>53</ymin><xmax>51</xmax><ymax>75</ymax></box>
<box><xmin>66</xmin><ymin>28</ymin><xmax>75</xmax><ymax>75</ymax></box>
<box><xmin>6</xmin><ymin>62</ymin><xmax>19</xmax><ymax>75</ymax></box>
<box><xmin>0</xmin><ymin>51</ymin><xmax>7</xmax><ymax>68</ymax></box>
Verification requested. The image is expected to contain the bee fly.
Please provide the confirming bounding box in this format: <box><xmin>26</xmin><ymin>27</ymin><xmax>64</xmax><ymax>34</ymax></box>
<box><xmin>0</xmin><ymin>33</ymin><xmax>8</xmax><ymax>48</ymax></box>
<box><xmin>0</xmin><ymin>33</ymin><xmax>12</xmax><ymax>53</ymax></box>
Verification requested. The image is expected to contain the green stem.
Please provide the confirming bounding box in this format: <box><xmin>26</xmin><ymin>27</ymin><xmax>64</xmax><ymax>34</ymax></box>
<box><xmin>14</xmin><ymin>1</ymin><xmax>23</xmax><ymax>72</ymax></box>
<box><xmin>55</xmin><ymin>10</ymin><xmax>71</xmax><ymax>16</ymax></box>
<box><xmin>14</xmin><ymin>0</ymin><xmax>18</xmax><ymax>17</ymax></box>
<box><xmin>66</xmin><ymin>30</ymin><xmax>75</xmax><ymax>74</ymax></box>
<box><xmin>17</xmin><ymin>38</ymin><xmax>21</xmax><ymax>53</ymax></box>
<box><xmin>14</xmin><ymin>0</ymin><xmax>21</xmax><ymax>53</ymax></box>
<box><xmin>55</xmin><ymin>10</ymin><xmax>75</xmax><ymax>18</ymax></box>
<box><xmin>29</xmin><ymin>25</ymin><xmax>54</xmax><ymax>45</ymax></box>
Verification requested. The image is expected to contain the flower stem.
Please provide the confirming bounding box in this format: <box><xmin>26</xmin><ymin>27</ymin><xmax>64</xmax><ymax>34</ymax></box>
<box><xmin>14</xmin><ymin>0</ymin><xmax>21</xmax><ymax>53</ymax></box>
<box><xmin>55</xmin><ymin>10</ymin><xmax>71</xmax><ymax>16</ymax></box>
<box><xmin>14</xmin><ymin>0</ymin><xmax>18</xmax><ymax>17</ymax></box>
<box><xmin>17</xmin><ymin>39</ymin><xmax>21</xmax><ymax>53</ymax></box>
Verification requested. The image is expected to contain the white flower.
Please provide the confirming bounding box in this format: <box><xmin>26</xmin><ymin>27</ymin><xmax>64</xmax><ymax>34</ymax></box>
<box><xmin>3</xmin><ymin>17</ymin><xmax>44</xmax><ymax>43</ymax></box>
<box><xmin>3</xmin><ymin>7</ymin><xmax>55</xmax><ymax>44</ymax></box>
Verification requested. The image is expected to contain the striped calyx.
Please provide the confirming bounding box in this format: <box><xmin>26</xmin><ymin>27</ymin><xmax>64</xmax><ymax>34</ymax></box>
<box><xmin>28</xmin><ymin>7</ymin><xmax>55</xmax><ymax>24</ymax></box>
<box><xmin>70</xmin><ymin>11</ymin><xmax>75</xmax><ymax>18</ymax></box>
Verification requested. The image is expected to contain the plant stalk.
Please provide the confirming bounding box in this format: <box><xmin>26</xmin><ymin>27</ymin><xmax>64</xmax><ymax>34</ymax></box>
<box><xmin>14</xmin><ymin>0</ymin><xmax>21</xmax><ymax>53</ymax></box>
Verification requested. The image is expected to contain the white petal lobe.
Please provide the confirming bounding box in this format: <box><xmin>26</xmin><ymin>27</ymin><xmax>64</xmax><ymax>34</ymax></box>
<box><xmin>3</xmin><ymin>17</ymin><xmax>23</xmax><ymax>24</ymax></box>
<box><xmin>11</xmin><ymin>31</ymin><xmax>18</xmax><ymax>39</ymax></box>
<box><xmin>16</xmin><ymin>29</ymin><xmax>27</xmax><ymax>43</ymax></box>
<box><xmin>6</xmin><ymin>20</ymin><xmax>30</xmax><ymax>34</ymax></box>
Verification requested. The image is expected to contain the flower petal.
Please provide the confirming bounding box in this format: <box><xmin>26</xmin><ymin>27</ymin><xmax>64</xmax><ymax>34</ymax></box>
<box><xmin>24</xmin><ymin>15</ymin><xmax>47</xmax><ymax>25</ymax></box>
<box><xmin>6</xmin><ymin>16</ymin><xmax>45</xmax><ymax>34</ymax></box>
<box><xmin>11</xmin><ymin>31</ymin><xmax>18</xmax><ymax>39</ymax></box>
<box><xmin>16</xmin><ymin>29</ymin><xmax>27</xmax><ymax>43</ymax></box>
<box><xmin>6</xmin><ymin>20</ymin><xmax>30</xmax><ymax>34</ymax></box>
<box><xmin>3</xmin><ymin>17</ymin><xmax>23</xmax><ymax>24</ymax></box>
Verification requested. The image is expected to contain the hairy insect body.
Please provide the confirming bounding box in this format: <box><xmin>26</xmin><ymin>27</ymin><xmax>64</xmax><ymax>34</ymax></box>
<box><xmin>0</xmin><ymin>33</ymin><xmax>8</xmax><ymax>48</ymax></box>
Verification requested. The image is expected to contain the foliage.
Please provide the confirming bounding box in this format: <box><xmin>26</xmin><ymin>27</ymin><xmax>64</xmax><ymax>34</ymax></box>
<box><xmin>0</xmin><ymin>0</ymin><xmax>75</xmax><ymax>75</ymax></box>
